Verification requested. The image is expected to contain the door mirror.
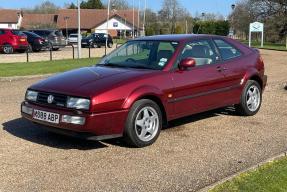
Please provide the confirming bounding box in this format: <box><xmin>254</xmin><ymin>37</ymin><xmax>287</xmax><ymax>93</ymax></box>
<box><xmin>179</xmin><ymin>57</ymin><xmax>196</xmax><ymax>70</ymax></box>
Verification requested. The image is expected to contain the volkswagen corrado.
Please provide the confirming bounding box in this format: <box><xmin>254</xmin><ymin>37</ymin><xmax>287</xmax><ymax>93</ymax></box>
<box><xmin>21</xmin><ymin>34</ymin><xmax>267</xmax><ymax>147</ymax></box>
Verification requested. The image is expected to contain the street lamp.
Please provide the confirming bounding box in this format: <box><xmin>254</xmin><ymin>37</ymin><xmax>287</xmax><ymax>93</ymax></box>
<box><xmin>143</xmin><ymin>0</ymin><xmax>146</xmax><ymax>36</ymax></box>
<box><xmin>132</xmin><ymin>0</ymin><xmax>135</xmax><ymax>38</ymax></box>
<box><xmin>230</xmin><ymin>4</ymin><xmax>236</xmax><ymax>38</ymax></box>
<box><xmin>77</xmin><ymin>0</ymin><xmax>81</xmax><ymax>59</ymax></box>
<box><xmin>64</xmin><ymin>16</ymin><xmax>70</xmax><ymax>40</ymax></box>
<box><xmin>105</xmin><ymin>0</ymin><xmax>111</xmax><ymax>56</ymax></box>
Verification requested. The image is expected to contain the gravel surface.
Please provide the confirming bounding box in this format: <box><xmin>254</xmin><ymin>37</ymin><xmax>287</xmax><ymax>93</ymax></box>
<box><xmin>0</xmin><ymin>50</ymin><xmax>286</xmax><ymax>192</ymax></box>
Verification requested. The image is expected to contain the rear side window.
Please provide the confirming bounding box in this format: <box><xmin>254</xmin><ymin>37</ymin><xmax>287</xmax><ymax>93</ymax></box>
<box><xmin>11</xmin><ymin>30</ymin><xmax>25</xmax><ymax>36</ymax></box>
<box><xmin>181</xmin><ymin>40</ymin><xmax>218</xmax><ymax>66</ymax></box>
<box><xmin>55</xmin><ymin>30</ymin><xmax>63</xmax><ymax>36</ymax></box>
<box><xmin>214</xmin><ymin>39</ymin><xmax>241</xmax><ymax>60</ymax></box>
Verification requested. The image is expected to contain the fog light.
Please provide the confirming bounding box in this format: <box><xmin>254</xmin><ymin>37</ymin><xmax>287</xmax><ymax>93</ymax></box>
<box><xmin>22</xmin><ymin>105</ymin><xmax>33</xmax><ymax>115</ymax></box>
<box><xmin>62</xmin><ymin>115</ymin><xmax>85</xmax><ymax>125</ymax></box>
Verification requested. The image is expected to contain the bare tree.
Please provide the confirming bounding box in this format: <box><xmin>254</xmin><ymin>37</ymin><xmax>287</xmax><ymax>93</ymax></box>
<box><xmin>110</xmin><ymin>0</ymin><xmax>130</xmax><ymax>10</ymax></box>
<box><xmin>158</xmin><ymin>0</ymin><xmax>183</xmax><ymax>34</ymax></box>
<box><xmin>25</xmin><ymin>1</ymin><xmax>59</xmax><ymax>14</ymax></box>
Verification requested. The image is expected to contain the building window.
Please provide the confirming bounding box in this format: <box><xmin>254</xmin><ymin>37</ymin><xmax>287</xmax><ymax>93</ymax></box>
<box><xmin>113</xmin><ymin>22</ymin><xmax>118</xmax><ymax>27</ymax></box>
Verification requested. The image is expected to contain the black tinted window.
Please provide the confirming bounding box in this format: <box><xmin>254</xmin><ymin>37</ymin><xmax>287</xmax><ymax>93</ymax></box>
<box><xmin>214</xmin><ymin>39</ymin><xmax>241</xmax><ymax>60</ymax></box>
<box><xmin>11</xmin><ymin>30</ymin><xmax>25</xmax><ymax>36</ymax></box>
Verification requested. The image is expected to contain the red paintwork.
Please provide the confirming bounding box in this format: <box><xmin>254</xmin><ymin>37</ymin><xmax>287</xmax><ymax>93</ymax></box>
<box><xmin>0</xmin><ymin>28</ymin><xmax>29</xmax><ymax>51</ymax></box>
<box><xmin>21</xmin><ymin>34</ymin><xmax>267</xmax><ymax>138</ymax></box>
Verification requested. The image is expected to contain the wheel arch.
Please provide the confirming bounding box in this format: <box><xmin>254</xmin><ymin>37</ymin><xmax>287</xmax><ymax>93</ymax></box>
<box><xmin>249</xmin><ymin>75</ymin><xmax>263</xmax><ymax>89</ymax></box>
<box><xmin>123</xmin><ymin>86</ymin><xmax>168</xmax><ymax>128</ymax></box>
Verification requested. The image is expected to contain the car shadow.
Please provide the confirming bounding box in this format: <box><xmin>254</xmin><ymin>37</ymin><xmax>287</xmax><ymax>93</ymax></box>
<box><xmin>165</xmin><ymin>106</ymin><xmax>238</xmax><ymax>129</ymax></box>
<box><xmin>3</xmin><ymin>107</ymin><xmax>238</xmax><ymax>149</ymax></box>
<box><xmin>2</xmin><ymin>118</ymin><xmax>107</xmax><ymax>150</ymax></box>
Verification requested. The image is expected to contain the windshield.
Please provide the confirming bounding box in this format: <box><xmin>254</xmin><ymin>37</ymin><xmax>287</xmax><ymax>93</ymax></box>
<box><xmin>99</xmin><ymin>40</ymin><xmax>179</xmax><ymax>70</ymax></box>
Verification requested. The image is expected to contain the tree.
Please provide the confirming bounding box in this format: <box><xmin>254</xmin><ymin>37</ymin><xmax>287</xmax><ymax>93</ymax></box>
<box><xmin>80</xmin><ymin>0</ymin><xmax>104</xmax><ymax>9</ymax></box>
<box><xmin>67</xmin><ymin>3</ymin><xmax>77</xmax><ymax>9</ymax></box>
<box><xmin>110</xmin><ymin>0</ymin><xmax>130</xmax><ymax>10</ymax></box>
<box><xmin>26</xmin><ymin>1</ymin><xmax>59</xmax><ymax>14</ymax></box>
<box><xmin>158</xmin><ymin>0</ymin><xmax>183</xmax><ymax>34</ymax></box>
<box><xmin>231</xmin><ymin>0</ymin><xmax>287</xmax><ymax>42</ymax></box>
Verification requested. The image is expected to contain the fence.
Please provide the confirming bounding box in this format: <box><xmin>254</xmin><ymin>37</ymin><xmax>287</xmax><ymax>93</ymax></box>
<box><xmin>0</xmin><ymin>42</ymin><xmax>123</xmax><ymax>64</ymax></box>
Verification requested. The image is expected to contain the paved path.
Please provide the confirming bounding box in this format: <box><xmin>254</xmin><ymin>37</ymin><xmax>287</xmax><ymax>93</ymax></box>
<box><xmin>0</xmin><ymin>50</ymin><xmax>286</xmax><ymax>192</ymax></box>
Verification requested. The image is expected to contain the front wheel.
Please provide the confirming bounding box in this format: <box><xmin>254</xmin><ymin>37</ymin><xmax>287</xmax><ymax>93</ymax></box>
<box><xmin>124</xmin><ymin>99</ymin><xmax>162</xmax><ymax>147</ymax></box>
<box><xmin>235</xmin><ymin>80</ymin><xmax>262</xmax><ymax>116</ymax></box>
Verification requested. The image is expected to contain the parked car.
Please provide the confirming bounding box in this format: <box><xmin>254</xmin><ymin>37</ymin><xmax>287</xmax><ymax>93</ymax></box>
<box><xmin>29</xmin><ymin>29</ymin><xmax>66</xmax><ymax>51</ymax></box>
<box><xmin>21</xmin><ymin>34</ymin><xmax>267</xmax><ymax>147</ymax></box>
<box><xmin>81</xmin><ymin>33</ymin><xmax>113</xmax><ymax>48</ymax></box>
<box><xmin>0</xmin><ymin>28</ymin><xmax>29</xmax><ymax>54</ymax></box>
<box><xmin>22</xmin><ymin>31</ymin><xmax>50</xmax><ymax>52</ymax></box>
<box><xmin>68</xmin><ymin>33</ymin><xmax>81</xmax><ymax>44</ymax></box>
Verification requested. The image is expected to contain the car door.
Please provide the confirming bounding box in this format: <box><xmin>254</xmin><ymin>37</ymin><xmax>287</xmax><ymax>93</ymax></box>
<box><xmin>170</xmin><ymin>38</ymin><xmax>229</xmax><ymax>118</ymax></box>
<box><xmin>213</xmin><ymin>38</ymin><xmax>246</xmax><ymax>105</ymax></box>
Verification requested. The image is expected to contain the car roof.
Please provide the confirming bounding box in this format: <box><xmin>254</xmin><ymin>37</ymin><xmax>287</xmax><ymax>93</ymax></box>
<box><xmin>134</xmin><ymin>34</ymin><xmax>224</xmax><ymax>42</ymax></box>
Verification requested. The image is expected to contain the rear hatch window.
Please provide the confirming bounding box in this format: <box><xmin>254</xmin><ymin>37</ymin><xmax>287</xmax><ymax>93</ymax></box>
<box><xmin>11</xmin><ymin>30</ymin><xmax>25</xmax><ymax>36</ymax></box>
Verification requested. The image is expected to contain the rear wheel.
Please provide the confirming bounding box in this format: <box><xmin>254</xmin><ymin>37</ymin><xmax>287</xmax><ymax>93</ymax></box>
<box><xmin>3</xmin><ymin>44</ymin><xmax>13</xmax><ymax>54</ymax></box>
<box><xmin>124</xmin><ymin>99</ymin><xmax>162</xmax><ymax>147</ymax></box>
<box><xmin>235</xmin><ymin>80</ymin><xmax>262</xmax><ymax>116</ymax></box>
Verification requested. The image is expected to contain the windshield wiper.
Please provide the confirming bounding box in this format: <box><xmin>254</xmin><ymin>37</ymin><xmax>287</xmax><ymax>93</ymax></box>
<box><xmin>127</xmin><ymin>65</ymin><xmax>155</xmax><ymax>70</ymax></box>
<box><xmin>97</xmin><ymin>63</ymin><xmax>125</xmax><ymax>68</ymax></box>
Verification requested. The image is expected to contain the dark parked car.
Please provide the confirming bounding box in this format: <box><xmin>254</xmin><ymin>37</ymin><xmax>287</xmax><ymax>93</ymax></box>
<box><xmin>22</xmin><ymin>31</ymin><xmax>50</xmax><ymax>52</ymax></box>
<box><xmin>0</xmin><ymin>28</ymin><xmax>29</xmax><ymax>54</ymax></box>
<box><xmin>81</xmin><ymin>33</ymin><xmax>113</xmax><ymax>48</ymax></box>
<box><xmin>29</xmin><ymin>29</ymin><xmax>66</xmax><ymax>51</ymax></box>
<box><xmin>21</xmin><ymin>34</ymin><xmax>267</xmax><ymax>147</ymax></box>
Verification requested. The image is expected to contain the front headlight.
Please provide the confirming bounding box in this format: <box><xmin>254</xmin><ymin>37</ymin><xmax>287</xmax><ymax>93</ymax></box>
<box><xmin>26</xmin><ymin>90</ymin><xmax>38</xmax><ymax>101</ymax></box>
<box><xmin>67</xmin><ymin>97</ymin><xmax>90</xmax><ymax>110</ymax></box>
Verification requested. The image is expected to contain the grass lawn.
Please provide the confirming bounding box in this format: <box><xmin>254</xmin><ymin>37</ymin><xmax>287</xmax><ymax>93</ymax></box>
<box><xmin>0</xmin><ymin>58</ymin><xmax>100</xmax><ymax>77</ymax></box>
<box><xmin>240</xmin><ymin>40</ymin><xmax>287</xmax><ymax>51</ymax></box>
<box><xmin>210</xmin><ymin>156</ymin><xmax>287</xmax><ymax>192</ymax></box>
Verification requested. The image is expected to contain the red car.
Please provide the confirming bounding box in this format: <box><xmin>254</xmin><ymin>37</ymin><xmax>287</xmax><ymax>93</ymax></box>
<box><xmin>0</xmin><ymin>29</ymin><xmax>29</xmax><ymax>54</ymax></box>
<box><xmin>21</xmin><ymin>34</ymin><xmax>267</xmax><ymax>147</ymax></box>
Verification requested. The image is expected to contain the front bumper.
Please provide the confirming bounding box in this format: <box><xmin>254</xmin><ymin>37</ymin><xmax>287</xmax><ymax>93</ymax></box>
<box><xmin>21</xmin><ymin>101</ymin><xmax>128</xmax><ymax>140</ymax></box>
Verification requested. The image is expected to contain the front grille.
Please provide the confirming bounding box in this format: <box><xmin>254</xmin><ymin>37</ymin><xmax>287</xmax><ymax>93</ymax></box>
<box><xmin>36</xmin><ymin>92</ymin><xmax>67</xmax><ymax>107</ymax></box>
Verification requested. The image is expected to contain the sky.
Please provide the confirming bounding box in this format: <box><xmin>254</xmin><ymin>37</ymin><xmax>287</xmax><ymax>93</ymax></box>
<box><xmin>0</xmin><ymin>0</ymin><xmax>236</xmax><ymax>17</ymax></box>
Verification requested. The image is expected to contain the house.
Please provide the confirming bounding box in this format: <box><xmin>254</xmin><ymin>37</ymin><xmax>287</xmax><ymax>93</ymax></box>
<box><xmin>0</xmin><ymin>9</ymin><xmax>23</xmax><ymax>29</ymax></box>
<box><xmin>56</xmin><ymin>9</ymin><xmax>142</xmax><ymax>37</ymax></box>
<box><xmin>0</xmin><ymin>9</ymin><xmax>142</xmax><ymax>37</ymax></box>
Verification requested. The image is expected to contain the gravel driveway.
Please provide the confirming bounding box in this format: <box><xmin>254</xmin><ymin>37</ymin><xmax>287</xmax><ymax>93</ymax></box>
<box><xmin>0</xmin><ymin>50</ymin><xmax>286</xmax><ymax>192</ymax></box>
<box><xmin>0</xmin><ymin>46</ymin><xmax>115</xmax><ymax>63</ymax></box>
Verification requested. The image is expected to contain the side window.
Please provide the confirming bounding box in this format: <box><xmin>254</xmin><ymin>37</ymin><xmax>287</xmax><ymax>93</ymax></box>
<box><xmin>157</xmin><ymin>42</ymin><xmax>176</xmax><ymax>63</ymax></box>
<box><xmin>214</xmin><ymin>39</ymin><xmax>241</xmax><ymax>60</ymax></box>
<box><xmin>181</xmin><ymin>40</ymin><xmax>218</xmax><ymax>66</ymax></box>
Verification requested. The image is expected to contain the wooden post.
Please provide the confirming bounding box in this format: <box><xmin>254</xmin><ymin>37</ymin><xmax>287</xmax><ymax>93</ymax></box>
<box><xmin>286</xmin><ymin>35</ymin><xmax>287</xmax><ymax>50</ymax></box>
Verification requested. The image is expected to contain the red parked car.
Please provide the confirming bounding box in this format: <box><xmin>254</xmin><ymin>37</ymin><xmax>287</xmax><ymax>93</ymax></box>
<box><xmin>21</xmin><ymin>34</ymin><xmax>267</xmax><ymax>147</ymax></box>
<box><xmin>0</xmin><ymin>29</ymin><xmax>29</xmax><ymax>54</ymax></box>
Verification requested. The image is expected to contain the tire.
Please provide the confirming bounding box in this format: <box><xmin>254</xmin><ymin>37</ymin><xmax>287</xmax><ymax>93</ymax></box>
<box><xmin>3</xmin><ymin>44</ymin><xmax>13</xmax><ymax>54</ymax></box>
<box><xmin>235</xmin><ymin>80</ymin><xmax>262</xmax><ymax>116</ymax></box>
<box><xmin>108</xmin><ymin>42</ymin><xmax>113</xmax><ymax>48</ymax></box>
<box><xmin>52</xmin><ymin>48</ymin><xmax>60</xmax><ymax>51</ymax></box>
<box><xmin>124</xmin><ymin>99</ymin><xmax>162</xmax><ymax>148</ymax></box>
